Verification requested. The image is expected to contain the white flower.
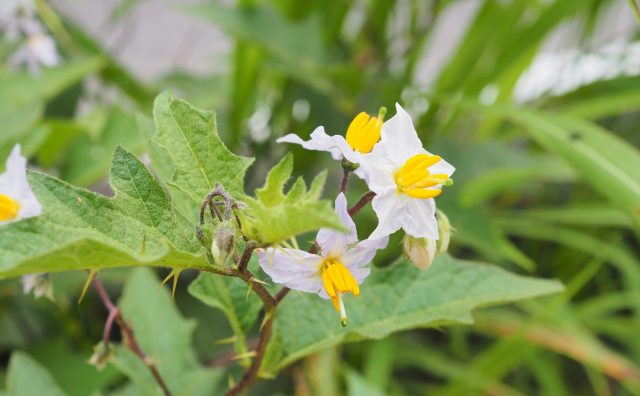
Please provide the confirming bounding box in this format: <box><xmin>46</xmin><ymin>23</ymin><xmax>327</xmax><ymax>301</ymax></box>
<box><xmin>0</xmin><ymin>144</ymin><xmax>42</xmax><ymax>224</ymax></box>
<box><xmin>257</xmin><ymin>193</ymin><xmax>388</xmax><ymax>326</ymax></box>
<box><xmin>277</xmin><ymin>111</ymin><xmax>385</xmax><ymax>166</ymax></box>
<box><xmin>0</xmin><ymin>0</ymin><xmax>36</xmax><ymax>39</ymax></box>
<box><xmin>10</xmin><ymin>33</ymin><xmax>59</xmax><ymax>74</ymax></box>
<box><xmin>22</xmin><ymin>273</ymin><xmax>53</xmax><ymax>300</ymax></box>
<box><xmin>358</xmin><ymin>104</ymin><xmax>455</xmax><ymax>240</ymax></box>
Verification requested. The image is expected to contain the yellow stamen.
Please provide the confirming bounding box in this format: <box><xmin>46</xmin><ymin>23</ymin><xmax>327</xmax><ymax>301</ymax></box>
<box><xmin>345</xmin><ymin>110</ymin><xmax>385</xmax><ymax>153</ymax></box>
<box><xmin>0</xmin><ymin>194</ymin><xmax>20</xmax><ymax>222</ymax></box>
<box><xmin>395</xmin><ymin>154</ymin><xmax>451</xmax><ymax>199</ymax></box>
<box><xmin>321</xmin><ymin>258</ymin><xmax>360</xmax><ymax>325</ymax></box>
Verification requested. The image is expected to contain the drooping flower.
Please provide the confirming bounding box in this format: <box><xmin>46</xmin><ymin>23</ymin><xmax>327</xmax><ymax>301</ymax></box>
<box><xmin>22</xmin><ymin>273</ymin><xmax>53</xmax><ymax>300</ymax></box>
<box><xmin>257</xmin><ymin>193</ymin><xmax>388</xmax><ymax>326</ymax></box>
<box><xmin>0</xmin><ymin>144</ymin><xmax>43</xmax><ymax>224</ymax></box>
<box><xmin>277</xmin><ymin>109</ymin><xmax>386</xmax><ymax>165</ymax></box>
<box><xmin>358</xmin><ymin>104</ymin><xmax>455</xmax><ymax>240</ymax></box>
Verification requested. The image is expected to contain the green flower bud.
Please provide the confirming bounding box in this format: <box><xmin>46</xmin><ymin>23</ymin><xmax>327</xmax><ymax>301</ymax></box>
<box><xmin>403</xmin><ymin>235</ymin><xmax>437</xmax><ymax>270</ymax></box>
<box><xmin>436</xmin><ymin>209</ymin><xmax>452</xmax><ymax>254</ymax></box>
<box><xmin>211</xmin><ymin>220</ymin><xmax>236</xmax><ymax>266</ymax></box>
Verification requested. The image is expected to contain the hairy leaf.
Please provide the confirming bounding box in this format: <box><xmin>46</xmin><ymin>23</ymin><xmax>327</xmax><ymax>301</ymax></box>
<box><xmin>239</xmin><ymin>153</ymin><xmax>345</xmax><ymax>244</ymax></box>
<box><xmin>152</xmin><ymin>91</ymin><xmax>254</xmax><ymax>202</ymax></box>
<box><xmin>0</xmin><ymin>147</ymin><xmax>205</xmax><ymax>278</ymax></box>
<box><xmin>262</xmin><ymin>255</ymin><xmax>563</xmax><ymax>374</ymax></box>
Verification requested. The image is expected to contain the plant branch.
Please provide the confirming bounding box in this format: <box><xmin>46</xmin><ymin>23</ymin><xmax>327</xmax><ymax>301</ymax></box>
<box><xmin>226</xmin><ymin>308</ymin><xmax>275</xmax><ymax>396</ymax></box>
<box><xmin>348</xmin><ymin>191</ymin><xmax>376</xmax><ymax>217</ymax></box>
<box><xmin>339</xmin><ymin>168</ymin><xmax>350</xmax><ymax>193</ymax></box>
<box><xmin>274</xmin><ymin>287</ymin><xmax>290</xmax><ymax>303</ymax></box>
<box><xmin>93</xmin><ymin>277</ymin><xmax>173</xmax><ymax>396</ymax></box>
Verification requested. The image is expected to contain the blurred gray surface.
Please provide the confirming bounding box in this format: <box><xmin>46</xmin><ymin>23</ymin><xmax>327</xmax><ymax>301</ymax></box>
<box><xmin>53</xmin><ymin>0</ymin><xmax>637</xmax><ymax>96</ymax></box>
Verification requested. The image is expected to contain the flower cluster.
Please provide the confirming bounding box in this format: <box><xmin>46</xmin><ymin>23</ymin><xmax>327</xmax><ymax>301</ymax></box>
<box><xmin>261</xmin><ymin>104</ymin><xmax>455</xmax><ymax>324</ymax></box>
<box><xmin>1</xmin><ymin>0</ymin><xmax>60</xmax><ymax>74</ymax></box>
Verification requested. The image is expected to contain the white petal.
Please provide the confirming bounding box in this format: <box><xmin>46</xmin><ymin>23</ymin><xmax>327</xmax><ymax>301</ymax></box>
<box><xmin>316</xmin><ymin>193</ymin><xmax>357</xmax><ymax>256</ymax></box>
<box><xmin>368</xmin><ymin>191</ymin><xmax>406</xmax><ymax>240</ymax></box>
<box><xmin>29</xmin><ymin>34</ymin><xmax>58</xmax><ymax>67</ymax></box>
<box><xmin>0</xmin><ymin>144</ymin><xmax>42</xmax><ymax>224</ymax></box>
<box><xmin>342</xmin><ymin>236</ymin><xmax>388</xmax><ymax>283</ymax></box>
<box><xmin>402</xmin><ymin>197</ymin><xmax>439</xmax><ymax>239</ymax></box>
<box><xmin>277</xmin><ymin>126</ymin><xmax>359</xmax><ymax>162</ymax></box>
<box><xmin>356</xmin><ymin>153</ymin><xmax>397</xmax><ymax>194</ymax></box>
<box><xmin>428</xmin><ymin>155</ymin><xmax>456</xmax><ymax>178</ymax></box>
<box><xmin>377</xmin><ymin>103</ymin><xmax>425</xmax><ymax>163</ymax></box>
<box><xmin>256</xmin><ymin>248</ymin><xmax>323</xmax><ymax>294</ymax></box>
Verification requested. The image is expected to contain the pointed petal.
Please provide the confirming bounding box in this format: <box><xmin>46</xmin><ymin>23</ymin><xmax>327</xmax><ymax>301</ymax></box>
<box><xmin>257</xmin><ymin>247</ymin><xmax>323</xmax><ymax>294</ymax></box>
<box><xmin>368</xmin><ymin>191</ymin><xmax>405</xmax><ymax>240</ymax></box>
<box><xmin>277</xmin><ymin>126</ymin><xmax>359</xmax><ymax>162</ymax></box>
<box><xmin>377</xmin><ymin>103</ymin><xmax>424</xmax><ymax>163</ymax></box>
<box><xmin>316</xmin><ymin>193</ymin><xmax>357</xmax><ymax>256</ymax></box>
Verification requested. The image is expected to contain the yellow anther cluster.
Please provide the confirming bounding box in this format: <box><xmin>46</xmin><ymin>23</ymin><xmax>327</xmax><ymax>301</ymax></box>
<box><xmin>321</xmin><ymin>258</ymin><xmax>360</xmax><ymax>311</ymax></box>
<box><xmin>345</xmin><ymin>112</ymin><xmax>383</xmax><ymax>153</ymax></box>
<box><xmin>0</xmin><ymin>194</ymin><xmax>20</xmax><ymax>221</ymax></box>
<box><xmin>395</xmin><ymin>154</ymin><xmax>450</xmax><ymax>199</ymax></box>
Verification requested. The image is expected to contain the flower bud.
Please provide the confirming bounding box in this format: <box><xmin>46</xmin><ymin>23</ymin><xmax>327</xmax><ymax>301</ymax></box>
<box><xmin>436</xmin><ymin>209</ymin><xmax>452</xmax><ymax>254</ymax></box>
<box><xmin>211</xmin><ymin>220</ymin><xmax>236</xmax><ymax>266</ymax></box>
<box><xmin>403</xmin><ymin>235</ymin><xmax>437</xmax><ymax>270</ymax></box>
<box><xmin>88</xmin><ymin>342</ymin><xmax>113</xmax><ymax>371</ymax></box>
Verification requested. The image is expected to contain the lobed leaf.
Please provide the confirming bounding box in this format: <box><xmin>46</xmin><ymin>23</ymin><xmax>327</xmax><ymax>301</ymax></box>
<box><xmin>152</xmin><ymin>91</ymin><xmax>254</xmax><ymax>202</ymax></box>
<box><xmin>262</xmin><ymin>255</ymin><xmax>563</xmax><ymax>374</ymax></box>
<box><xmin>0</xmin><ymin>147</ymin><xmax>205</xmax><ymax>278</ymax></box>
<box><xmin>239</xmin><ymin>153</ymin><xmax>345</xmax><ymax>245</ymax></box>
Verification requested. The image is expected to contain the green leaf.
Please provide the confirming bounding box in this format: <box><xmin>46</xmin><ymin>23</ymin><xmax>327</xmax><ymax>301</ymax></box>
<box><xmin>112</xmin><ymin>268</ymin><xmax>222</xmax><ymax>395</ymax></box>
<box><xmin>0</xmin><ymin>147</ymin><xmax>205</xmax><ymax>278</ymax></box>
<box><xmin>239</xmin><ymin>153</ymin><xmax>345</xmax><ymax>244</ymax></box>
<box><xmin>5</xmin><ymin>352</ymin><xmax>66</xmax><ymax>396</ymax></box>
<box><xmin>188</xmin><ymin>272</ymin><xmax>262</xmax><ymax>355</ymax></box>
<box><xmin>482</xmin><ymin>106</ymin><xmax>640</xmax><ymax>229</ymax></box>
<box><xmin>262</xmin><ymin>255</ymin><xmax>563</xmax><ymax>374</ymax></box>
<box><xmin>152</xmin><ymin>91</ymin><xmax>254</xmax><ymax>202</ymax></box>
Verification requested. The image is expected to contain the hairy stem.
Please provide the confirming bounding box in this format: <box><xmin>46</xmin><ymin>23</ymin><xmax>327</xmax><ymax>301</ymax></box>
<box><xmin>93</xmin><ymin>277</ymin><xmax>172</xmax><ymax>396</ymax></box>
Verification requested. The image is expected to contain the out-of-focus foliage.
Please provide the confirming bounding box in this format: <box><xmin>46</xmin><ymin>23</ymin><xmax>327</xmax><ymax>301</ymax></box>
<box><xmin>1</xmin><ymin>0</ymin><xmax>640</xmax><ymax>395</ymax></box>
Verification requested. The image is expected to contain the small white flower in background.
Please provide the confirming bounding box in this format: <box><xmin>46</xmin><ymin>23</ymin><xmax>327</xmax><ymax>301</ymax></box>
<box><xmin>22</xmin><ymin>273</ymin><xmax>54</xmax><ymax>300</ymax></box>
<box><xmin>0</xmin><ymin>144</ymin><xmax>43</xmax><ymax>224</ymax></box>
<box><xmin>257</xmin><ymin>193</ymin><xmax>388</xmax><ymax>326</ymax></box>
<box><xmin>277</xmin><ymin>108</ymin><xmax>386</xmax><ymax>168</ymax></box>
<box><xmin>1</xmin><ymin>0</ymin><xmax>60</xmax><ymax>75</ymax></box>
<box><xmin>0</xmin><ymin>0</ymin><xmax>36</xmax><ymax>39</ymax></box>
<box><xmin>358</xmin><ymin>104</ymin><xmax>455</xmax><ymax>240</ymax></box>
<box><xmin>10</xmin><ymin>32</ymin><xmax>59</xmax><ymax>74</ymax></box>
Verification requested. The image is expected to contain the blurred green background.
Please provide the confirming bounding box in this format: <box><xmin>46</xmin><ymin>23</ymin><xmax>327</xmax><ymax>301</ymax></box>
<box><xmin>2</xmin><ymin>0</ymin><xmax>640</xmax><ymax>395</ymax></box>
